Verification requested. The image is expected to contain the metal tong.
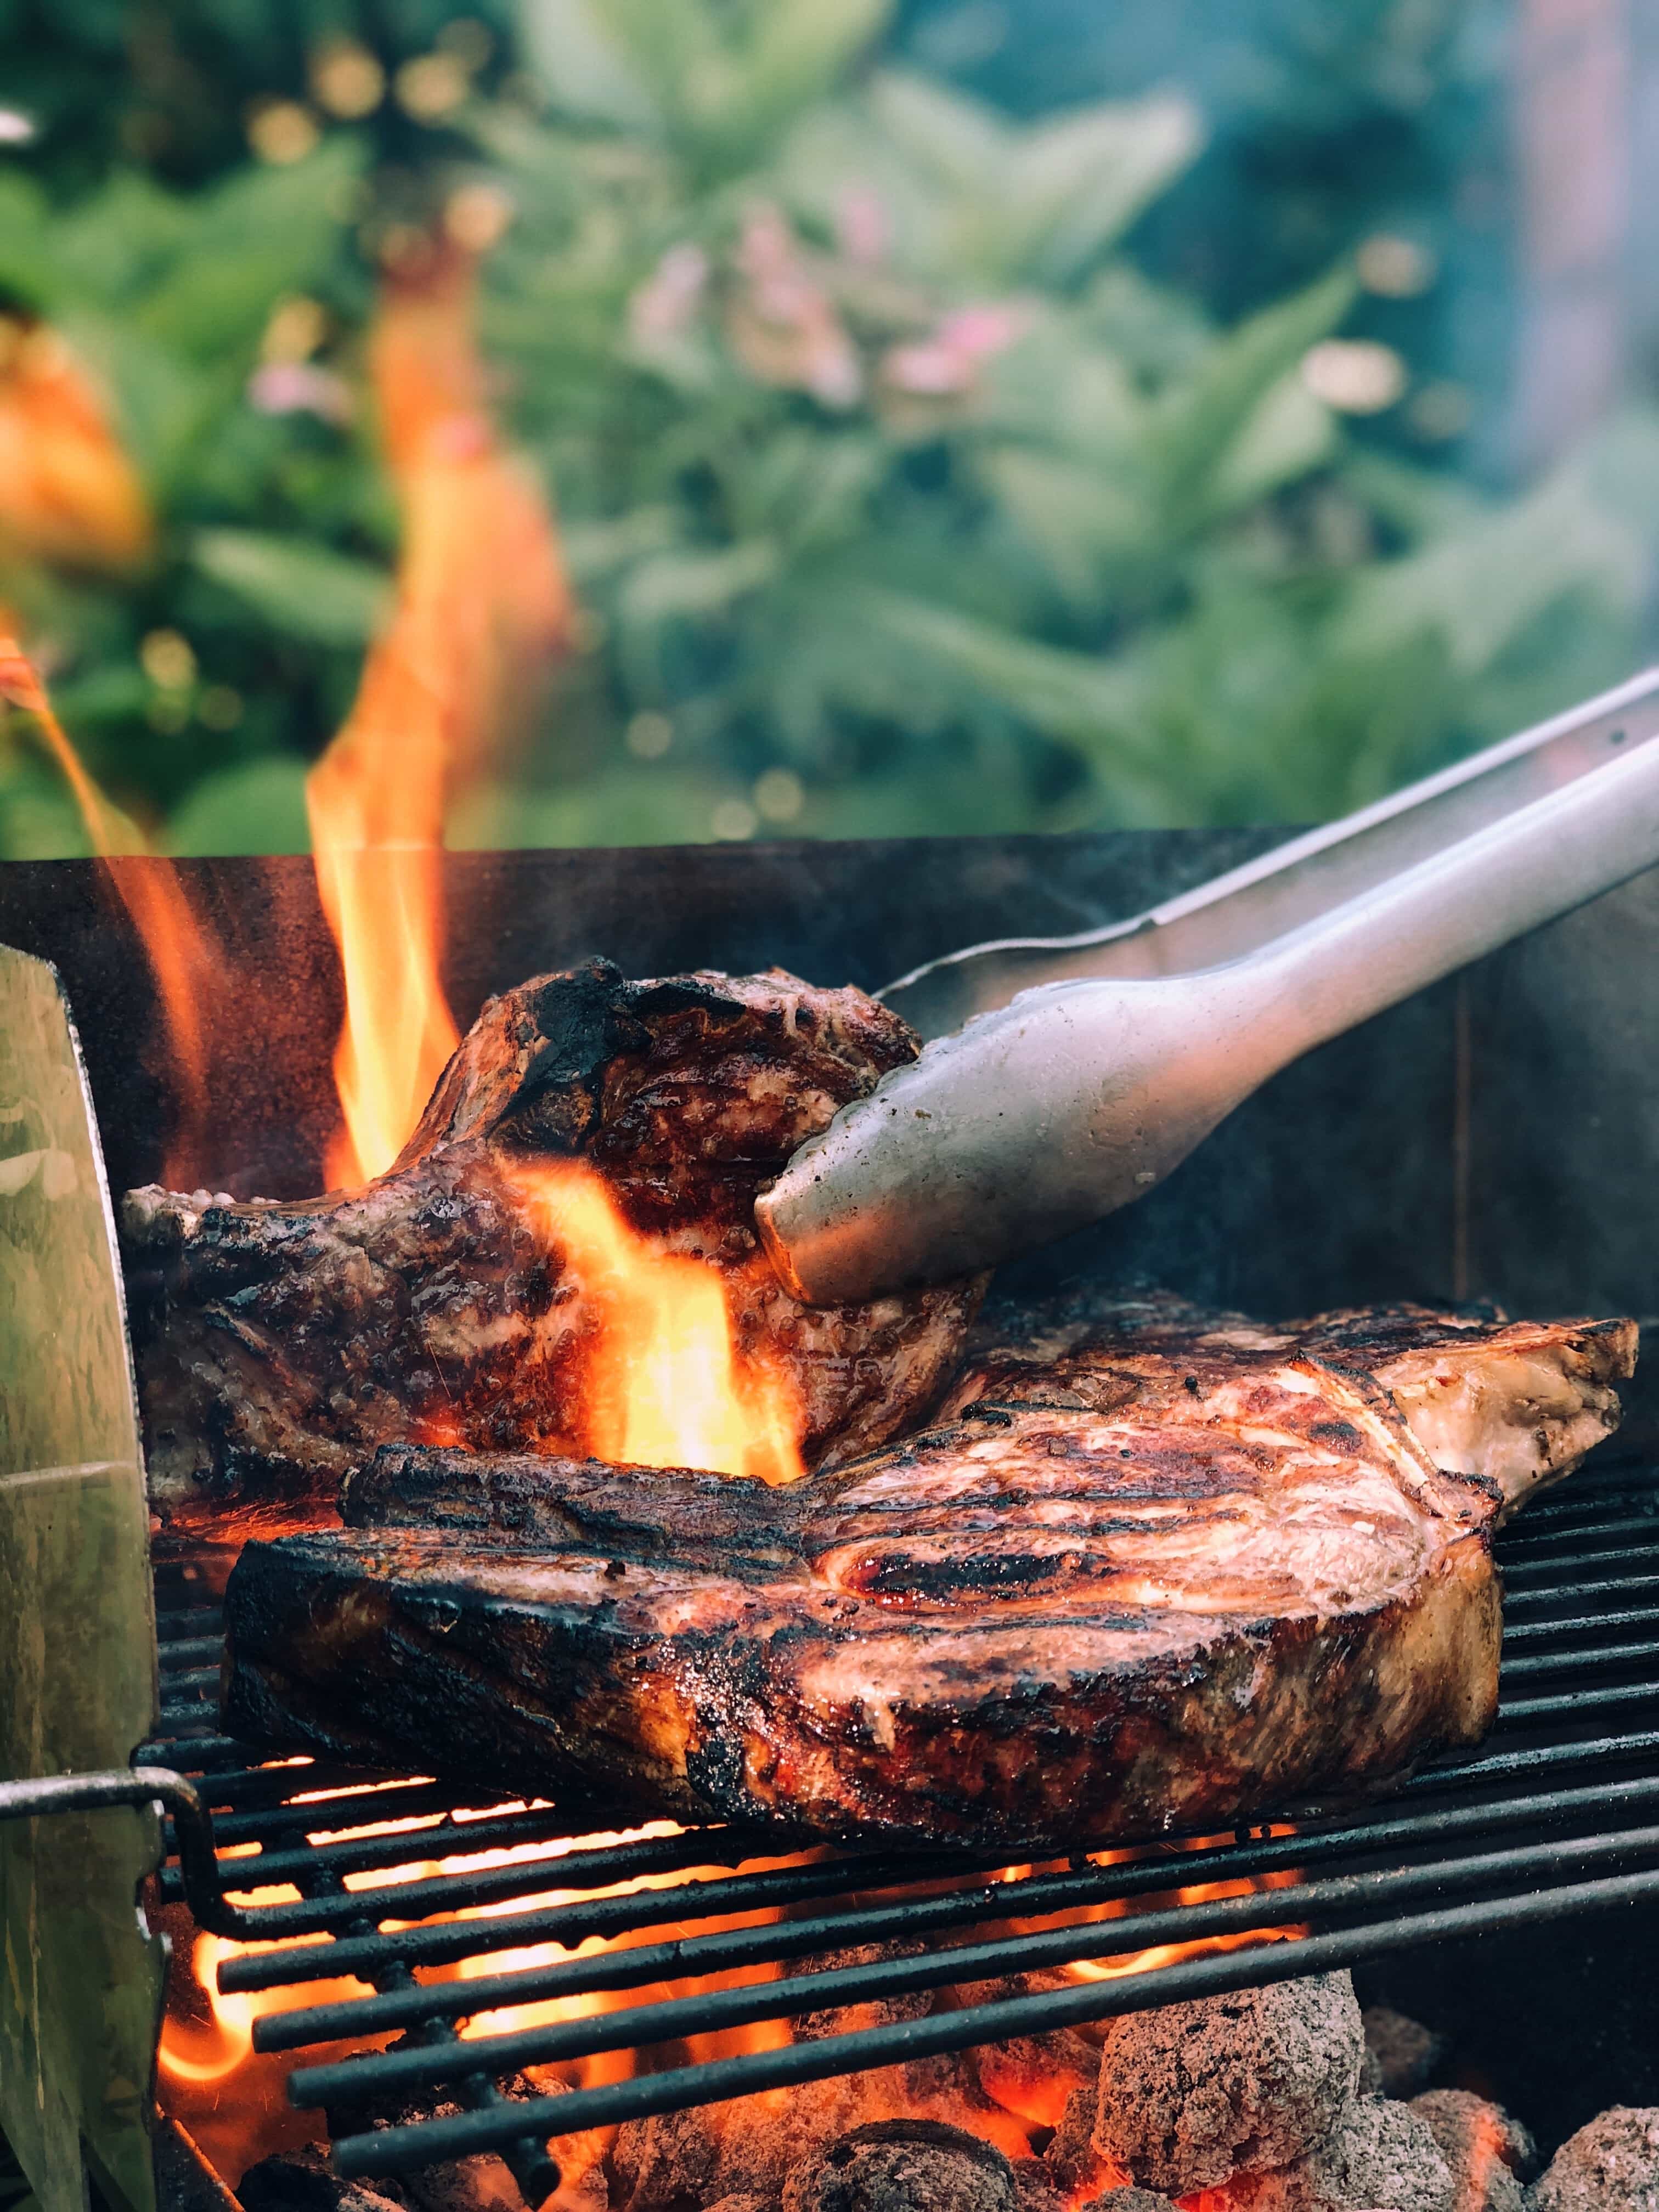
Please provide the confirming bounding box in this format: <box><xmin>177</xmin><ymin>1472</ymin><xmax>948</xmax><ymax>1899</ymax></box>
<box><xmin>756</xmin><ymin>665</ymin><xmax>1659</xmax><ymax>1305</ymax></box>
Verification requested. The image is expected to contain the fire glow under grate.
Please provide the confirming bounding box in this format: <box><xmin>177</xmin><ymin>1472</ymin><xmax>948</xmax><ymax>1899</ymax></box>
<box><xmin>142</xmin><ymin>1454</ymin><xmax>1659</xmax><ymax>2205</ymax></box>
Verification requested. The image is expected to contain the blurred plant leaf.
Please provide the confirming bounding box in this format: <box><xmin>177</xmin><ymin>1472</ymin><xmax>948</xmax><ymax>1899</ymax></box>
<box><xmin>1003</xmin><ymin>92</ymin><xmax>1203</xmax><ymax>287</ymax></box>
<box><xmin>868</xmin><ymin>590</ymin><xmax>1154</xmax><ymax>759</ymax></box>
<box><xmin>191</xmin><ymin>528</ymin><xmax>392</xmax><ymax>646</ymax></box>
<box><xmin>59</xmin><ymin>310</ymin><xmax>223</xmax><ymax>498</ymax></box>
<box><xmin>2</xmin><ymin>3</ymin><xmax>1654</xmax><ymax>867</ymax></box>
<box><xmin>0</xmin><ymin>169</ymin><xmax>56</xmax><ymax>306</ymax></box>
<box><xmin>1336</xmin><ymin>443</ymin><xmax>1651</xmax><ymax>675</ymax></box>
<box><xmin>165</xmin><ymin>754</ymin><xmax>311</xmax><ymax>854</ymax></box>
<box><xmin>130</xmin><ymin>142</ymin><xmax>362</xmax><ymax>360</ymax></box>
<box><xmin>1144</xmin><ymin>263</ymin><xmax>1356</xmax><ymax>535</ymax></box>
<box><xmin>517</xmin><ymin>0</ymin><xmax>661</xmax><ymax>129</ymax></box>
<box><xmin>697</xmin><ymin>0</ymin><xmax>890</xmax><ymax>176</ymax></box>
<box><xmin>1206</xmin><ymin>370</ymin><xmax>1336</xmax><ymax>514</ymax></box>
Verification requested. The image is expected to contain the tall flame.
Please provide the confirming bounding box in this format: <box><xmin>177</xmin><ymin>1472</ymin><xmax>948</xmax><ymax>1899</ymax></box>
<box><xmin>515</xmin><ymin>1161</ymin><xmax>806</xmax><ymax>1483</ymax></box>
<box><xmin>308</xmin><ymin>239</ymin><xmax>572</xmax><ymax>1190</ymax></box>
<box><xmin>0</xmin><ymin>639</ymin><xmax>216</xmax><ymax>1150</ymax></box>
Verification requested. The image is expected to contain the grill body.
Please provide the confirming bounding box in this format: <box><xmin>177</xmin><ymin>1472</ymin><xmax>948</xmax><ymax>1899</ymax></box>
<box><xmin>3</xmin><ymin>829</ymin><xmax>1659</xmax><ymax>2204</ymax></box>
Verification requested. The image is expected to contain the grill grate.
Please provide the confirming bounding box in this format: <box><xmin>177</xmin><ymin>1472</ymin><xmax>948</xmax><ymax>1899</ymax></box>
<box><xmin>141</xmin><ymin>1456</ymin><xmax>1659</xmax><ymax>2199</ymax></box>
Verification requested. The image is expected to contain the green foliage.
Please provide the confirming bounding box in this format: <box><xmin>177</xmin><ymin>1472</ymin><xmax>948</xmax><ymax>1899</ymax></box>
<box><xmin>0</xmin><ymin>0</ymin><xmax>1654</xmax><ymax>863</ymax></box>
<box><xmin>0</xmin><ymin>139</ymin><xmax>385</xmax><ymax>855</ymax></box>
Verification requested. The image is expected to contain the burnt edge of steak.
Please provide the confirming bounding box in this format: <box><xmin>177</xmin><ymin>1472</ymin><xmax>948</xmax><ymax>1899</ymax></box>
<box><xmin>123</xmin><ymin>963</ymin><xmax>985</xmax><ymax>1519</ymax></box>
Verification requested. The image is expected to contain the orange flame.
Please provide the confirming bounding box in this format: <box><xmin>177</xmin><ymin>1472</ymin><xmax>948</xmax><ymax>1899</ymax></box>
<box><xmin>0</xmin><ymin>319</ymin><xmax>151</xmax><ymax>570</ymax></box>
<box><xmin>155</xmin><ymin>1888</ymin><xmax>390</xmax><ymax>2182</ymax></box>
<box><xmin>308</xmin><ymin>240</ymin><xmax>572</xmax><ymax>1190</ymax></box>
<box><xmin>997</xmin><ymin>1830</ymin><xmax>1306</xmax><ymax>1983</ymax></box>
<box><xmin>0</xmin><ymin>637</ymin><xmax>216</xmax><ymax>1151</ymax></box>
<box><xmin>156</xmin><ymin>1783</ymin><xmax>1314</xmax><ymax>2193</ymax></box>
<box><xmin>515</xmin><ymin>1160</ymin><xmax>806</xmax><ymax>1483</ymax></box>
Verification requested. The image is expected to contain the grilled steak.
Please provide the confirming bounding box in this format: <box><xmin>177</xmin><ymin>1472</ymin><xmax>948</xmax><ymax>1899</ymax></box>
<box><xmin>947</xmin><ymin>1286</ymin><xmax>1637</xmax><ymax>1519</ymax></box>
<box><xmin>221</xmin><ymin>1299</ymin><xmax>1636</xmax><ymax>1849</ymax></box>
<box><xmin>122</xmin><ymin>964</ymin><xmax>983</xmax><ymax>1522</ymax></box>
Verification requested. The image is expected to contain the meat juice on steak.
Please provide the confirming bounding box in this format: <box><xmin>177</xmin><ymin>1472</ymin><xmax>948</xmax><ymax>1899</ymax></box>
<box><xmin>123</xmin><ymin>964</ymin><xmax>985</xmax><ymax>1523</ymax></box>
<box><xmin>221</xmin><ymin>1298</ymin><xmax>1635</xmax><ymax>1850</ymax></box>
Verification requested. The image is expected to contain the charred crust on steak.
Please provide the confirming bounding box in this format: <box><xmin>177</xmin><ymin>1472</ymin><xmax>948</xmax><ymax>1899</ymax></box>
<box><xmin>125</xmin><ymin>964</ymin><xmax>986</xmax><ymax>1521</ymax></box>
<box><xmin>221</xmin><ymin>1308</ymin><xmax>1536</xmax><ymax>1848</ymax></box>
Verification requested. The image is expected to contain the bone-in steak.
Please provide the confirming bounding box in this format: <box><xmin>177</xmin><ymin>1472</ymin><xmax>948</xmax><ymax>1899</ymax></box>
<box><xmin>221</xmin><ymin>1299</ymin><xmax>1636</xmax><ymax>1849</ymax></box>
<box><xmin>123</xmin><ymin>964</ymin><xmax>984</xmax><ymax>1522</ymax></box>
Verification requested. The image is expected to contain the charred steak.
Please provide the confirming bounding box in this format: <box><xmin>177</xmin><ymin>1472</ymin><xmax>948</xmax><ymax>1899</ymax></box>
<box><xmin>123</xmin><ymin>964</ymin><xmax>984</xmax><ymax>1521</ymax></box>
<box><xmin>221</xmin><ymin>1299</ymin><xmax>1636</xmax><ymax>1849</ymax></box>
<box><xmin>946</xmin><ymin>1286</ymin><xmax>1637</xmax><ymax>1519</ymax></box>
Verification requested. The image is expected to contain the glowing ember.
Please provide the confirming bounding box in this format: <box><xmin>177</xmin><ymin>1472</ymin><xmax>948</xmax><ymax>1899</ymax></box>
<box><xmin>514</xmin><ymin>1160</ymin><xmax>806</xmax><ymax>1483</ymax></box>
<box><xmin>308</xmin><ymin>239</ymin><xmax>571</xmax><ymax>1189</ymax></box>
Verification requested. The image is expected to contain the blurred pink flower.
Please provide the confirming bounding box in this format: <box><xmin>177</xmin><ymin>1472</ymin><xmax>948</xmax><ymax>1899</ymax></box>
<box><xmin>880</xmin><ymin>301</ymin><xmax>1032</xmax><ymax>399</ymax></box>
<box><xmin>629</xmin><ymin>242</ymin><xmax>709</xmax><ymax>346</ymax></box>
<box><xmin>726</xmin><ymin>202</ymin><xmax>862</xmax><ymax>409</ymax></box>
<box><xmin>836</xmin><ymin>187</ymin><xmax>888</xmax><ymax>268</ymax></box>
<box><xmin>937</xmin><ymin>304</ymin><xmax>1031</xmax><ymax>357</ymax></box>
<box><xmin>247</xmin><ymin>362</ymin><xmax>355</xmax><ymax>425</ymax></box>
<box><xmin>881</xmin><ymin>341</ymin><xmax>974</xmax><ymax>396</ymax></box>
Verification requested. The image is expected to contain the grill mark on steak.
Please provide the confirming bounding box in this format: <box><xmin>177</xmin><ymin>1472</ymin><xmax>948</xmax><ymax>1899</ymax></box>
<box><xmin>945</xmin><ymin>1287</ymin><xmax>1635</xmax><ymax>1520</ymax></box>
<box><xmin>219</xmin><ymin>1296</ymin><xmax>1634</xmax><ymax>1849</ymax></box>
<box><xmin>122</xmin><ymin>964</ymin><xmax>984</xmax><ymax>1523</ymax></box>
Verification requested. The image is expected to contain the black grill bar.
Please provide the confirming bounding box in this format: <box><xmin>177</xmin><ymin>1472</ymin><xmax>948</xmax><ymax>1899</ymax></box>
<box><xmin>1494</xmin><ymin>1513</ymin><xmax>1659</xmax><ymax>1548</ymax></box>
<box><xmin>1505</xmin><ymin>1572</ymin><xmax>1659</xmax><ymax>1608</ymax></box>
<box><xmin>156</xmin><ymin>1808</ymin><xmax>797</xmax><ymax>1908</ymax></box>
<box><xmin>1502</xmin><ymin>1635</ymin><xmax>1659</xmax><ymax>1676</ymax></box>
<box><xmin>1504</xmin><ymin>1604</ymin><xmax>1659</xmax><ymax>1640</ymax></box>
<box><xmin>1500</xmin><ymin>1544</ymin><xmax>1659</xmax><ymax>1579</ymax></box>
<box><xmin>1516</xmin><ymin>1482</ymin><xmax>1659</xmax><ymax>1516</ymax></box>
<box><xmin>330</xmin><ymin>1866</ymin><xmax>1659</xmax><ymax>2182</ymax></box>
<box><xmin>217</xmin><ymin>1845</ymin><xmax>1029</xmax><ymax>1991</ymax></box>
<box><xmin>249</xmin><ymin>1763</ymin><xmax>1659</xmax><ymax>2051</ymax></box>
<box><xmin>1495</xmin><ymin>1680</ymin><xmax>1659</xmax><ymax>1723</ymax></box>
<box><xmin>139</xmin><ymin>1454</ymin><xmax>1659</xmax><ymax>2203</ymax></box>
<box><xmin>289</xmin><ymin>1819</ymin><xmax>1659</xmax><ymax>2110</ymax></box>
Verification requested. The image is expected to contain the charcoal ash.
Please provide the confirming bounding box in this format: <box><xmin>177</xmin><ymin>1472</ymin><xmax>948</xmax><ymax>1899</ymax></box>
<box><xmin>1046</xmin><ymin>2084</ymin><xmax>1118</xmax><ymax>2207</ymax></box>
<box><xmin>609</xmin><ymin>2055</ymin><xmax>1009</xmax><ymax>2212</ymax></box>
<box><xmin>321</xmin><ymin>2049</ymin><xmax>607</xmax><ymax>2212</ymax></box>
<box><xmin>1223</xmin><ymin>2095</ymin><xmax>1452</xmax><ymax>2212</ymax></box>
<box><xmin>1007</xmin><ymin>2155</ymin><xmax>1061</xmax><ymax>2212</ymax></box>
<box><xmin>1360</xmin><ymin>2007</ymin><xmax>1446</xmax><ymax>2100</ymax></box>
<box><xmin>1410</xmin><ymin>2090</ymin><xmax>1534</xmax><ymax>2210</ymax></box>
<box><xmin>1091</xmin><ymin>1974</ymin><xmax>1365</xmax><ymax>2193</ymax></box>
<box><xmin>781</xmin><ymin>2122</ymin><xmax>1015</xmax><ymax>2212</ymax></box>
<box><xmin>1526</xmin><ymin>2108</ymin><xmax>1659</xmax><ymax>2210</ymax></box>
<box><xmin>786</xmin><ymin>1944</ymin><xmax>934</xmax><ymax>2041</ymax></box>
<box><xmin>236</xmin><ymin>2147</ymin><xmax>408</xmax><ymax>2212</ymax></box>
<box><xmin>1082</xmin><ymin>2195</ymin><xmax>1176</xmax><ymax>2212</ymax></box>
